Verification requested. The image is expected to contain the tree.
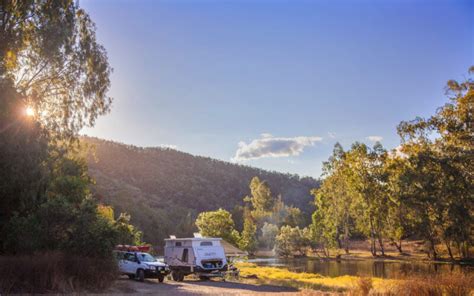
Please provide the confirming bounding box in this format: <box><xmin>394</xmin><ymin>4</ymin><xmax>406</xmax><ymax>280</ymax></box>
<box><xmin>195</xmin><ymin>209</ymin><xmax>239</xmax><ymax>245</ymax></box>
<box><xmin>1</xmin><ymin>0</ymin><xmax>112</xmax><ymax>137</ymax></box>
<box><xmin>245</xmin><ymin>177</ymin><xmax>275</xmax><ymax>222</ymax></box>
<box><xmin>0</xmin><ymin>1</ymin><xmax>125</xmax><ymax>261</ymax></box>
<box><xmin>3</xmin><ymin>155</ymin><xmax>121</xmax><ymax>257</ymax></box>
<box><xmin>238</xmin><ymin>209</ymin><xmax>257</xmax><ymax>255</ymax></box>
<box><xmin>274</xmin><ymin>226</ymin><xmax>311</xmax><ymax>257</ymax></box>
<box><xmin>344</xmin><ymin>142</ymin><xmax>389</xmax><ymax>256</ymax></box>
<box><xmin>396</xmin><ymin>66</ymin><xmax>474</xmax><ymax>259</ymax></box>
<box><xmin>311</xmin><ymin>143</ymin><xmax>353</xmax><ymax>255</ymax></box>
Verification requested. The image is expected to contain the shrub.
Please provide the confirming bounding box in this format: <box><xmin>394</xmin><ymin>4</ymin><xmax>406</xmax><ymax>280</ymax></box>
<box><xmin>0</xmin><ymin>251</ymin><xmax>117</xmax><ymax>294</ymax></box>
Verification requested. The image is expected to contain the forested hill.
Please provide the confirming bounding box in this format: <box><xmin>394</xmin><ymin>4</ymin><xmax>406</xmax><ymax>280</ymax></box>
<box><xmin>82</xmin><ymin>136</ymin><xmax>319</xmax><ymax>245</ymax></box>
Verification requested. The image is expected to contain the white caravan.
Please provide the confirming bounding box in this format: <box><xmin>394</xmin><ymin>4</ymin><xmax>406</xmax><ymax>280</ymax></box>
<box><xmin>164</xmin><ymin>234</ymin><xmax>228</xmax><ymax>281</ymax></box>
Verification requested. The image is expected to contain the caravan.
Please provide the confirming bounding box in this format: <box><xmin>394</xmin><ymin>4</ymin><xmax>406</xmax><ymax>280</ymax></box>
<box><xmin>164</xmin><ymin>234</ymin><xmax>228</xmax><ymax>281</ymax></box>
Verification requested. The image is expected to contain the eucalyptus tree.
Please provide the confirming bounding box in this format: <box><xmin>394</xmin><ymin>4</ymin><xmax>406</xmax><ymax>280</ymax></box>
<box><xmin>0</xmin><ymin>1</ymin><xmax>116</xmax><ymax>256</ymax></box>
<box><xmin>1</xmin><ymin>0</ymin><xmax>112</xmax><ymax>137</ymax></box>
<box><xmin>397</xmin><ymin>66</ymin><xmax>474</xmax><ymax>259</ymax></box>
<box><xmin>311</xmin><ymin>143</ymin><xmax>353</xmax><ymax>254</ymax></box>
<box><xmin>344</xmin><ymin>142</ymin><xmax>389</xmax><ymax>256</ymax></box>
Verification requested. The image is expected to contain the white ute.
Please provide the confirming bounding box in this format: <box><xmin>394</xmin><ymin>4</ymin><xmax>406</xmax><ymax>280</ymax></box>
<box><xmin>164</xmin><ymin>234</ymin><xmax>228</xmax><ymax>281</ymax></box>
<box><xmin>114</xmin><ymin>249</ymin><xmax>170</xmax><ymax>282</ymax></box>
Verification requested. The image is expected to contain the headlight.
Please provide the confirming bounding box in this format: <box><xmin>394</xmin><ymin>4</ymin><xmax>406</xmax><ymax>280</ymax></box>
<box><xmin>147</xmin><ymin>265</ymin><xmax>155</xmax><ymax>269</ymax></box>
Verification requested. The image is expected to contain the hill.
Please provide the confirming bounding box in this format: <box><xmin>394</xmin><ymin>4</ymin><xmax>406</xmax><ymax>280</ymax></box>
<box><xmin>82</xmin><ymin>137</ymin><xmax>319</xmax><ymax>245</ymax></box>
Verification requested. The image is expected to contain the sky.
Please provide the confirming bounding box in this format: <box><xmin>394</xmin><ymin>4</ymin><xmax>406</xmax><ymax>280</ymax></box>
<box><xmin>81</xmin><ymin>0</ymin><xmax>473</xmax><ymax>178</ymax></box>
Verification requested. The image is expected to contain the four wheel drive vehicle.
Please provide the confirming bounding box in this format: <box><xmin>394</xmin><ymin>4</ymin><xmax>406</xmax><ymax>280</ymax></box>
<box><xmin>114</xmin><ymin>250</ymin><xmax>170</xmax><ymax>282</ymax></box>
<box><xmin>164</xmin><ymin>235</ymin><xmax>228</xmax><ymax>281</ymax></box>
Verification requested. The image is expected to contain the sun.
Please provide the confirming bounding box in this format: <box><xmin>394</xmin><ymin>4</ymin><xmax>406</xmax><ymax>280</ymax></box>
<box><xmin>25</xmin><ymin>106</ymin><xmax>35</xmax><ymax>117</ymax></box>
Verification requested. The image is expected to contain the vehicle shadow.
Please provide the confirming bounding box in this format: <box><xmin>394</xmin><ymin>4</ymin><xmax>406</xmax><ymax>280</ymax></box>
<box><xmin>107</xmin><ymin>277</ymin><xmax>192</xmax><ymax>295</ymax></box>
<box><xmin>183</xmin><ymin>279</ymin><xmax>299</xmax><ymax>293</ymax></box>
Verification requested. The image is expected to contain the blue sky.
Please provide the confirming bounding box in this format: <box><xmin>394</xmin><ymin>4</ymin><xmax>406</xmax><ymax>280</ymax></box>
<box><xmin>81</xmin><ymin>0</ymin><xmax>473</xmax><ymax>178</ymax></box>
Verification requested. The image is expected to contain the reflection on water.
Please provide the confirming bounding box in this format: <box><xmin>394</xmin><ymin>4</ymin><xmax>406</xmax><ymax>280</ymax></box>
<box><xmin>248</xmin><ymin>257</ymin><xmax>473</xmax><ymax>279</ymax></box>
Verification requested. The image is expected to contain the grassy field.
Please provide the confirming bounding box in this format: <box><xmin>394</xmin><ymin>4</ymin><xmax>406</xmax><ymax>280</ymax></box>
<box><xmin>235</xmin><ymin>262</ymin><xmax>395</xmax><ymax>293</ymax></box>
<box><xmin>235</xmin><ymin>262</ymin><xmax>474</xmax><ymax>295</ymax></box>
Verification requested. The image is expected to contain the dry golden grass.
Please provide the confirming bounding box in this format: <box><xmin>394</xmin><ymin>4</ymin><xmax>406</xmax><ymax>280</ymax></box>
<box><xmin>236</xmin><ymin>262</ymin><xmax>474</xmax><ymax>296</ymax></box>
<box><xmin>0</xmin><ymin>251</ymin><xmax>118</xmax><ymax>294</ymax></box>
<box><xmin>236</xmin><ymin>262</ymin><xmax>393</xmax><ymax>293</ymax></box>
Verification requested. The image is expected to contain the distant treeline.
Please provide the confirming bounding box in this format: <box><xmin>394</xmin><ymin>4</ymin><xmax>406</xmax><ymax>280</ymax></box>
<box><xmin>83</xmin><ymin>136</ymin><xmax>319</xmax><ymax>246</ymax></box>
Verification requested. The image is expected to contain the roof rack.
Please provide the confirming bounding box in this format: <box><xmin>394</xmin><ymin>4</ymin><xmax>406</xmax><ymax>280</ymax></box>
<box><xmin>115</xmin><ymin>245</ymin><xmax>150</xmax><ymax>252</ymax></box>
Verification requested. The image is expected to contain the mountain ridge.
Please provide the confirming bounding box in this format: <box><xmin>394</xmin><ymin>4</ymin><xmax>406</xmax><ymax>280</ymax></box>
<box><xmin>82</xmin><ymin>136</ymin><xmax>319</xmax><ymax>244</ymax></box>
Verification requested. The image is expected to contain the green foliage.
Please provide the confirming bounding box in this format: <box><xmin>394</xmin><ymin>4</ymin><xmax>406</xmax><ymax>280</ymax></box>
<box><xmin>238</xmin><ymin>210</ymin><xmax>258</xmax><ymax>254</ymax></box>
<box><xmin>275</xmin><ymin>225</ymin><xmax>311</xmax><ymax>257</ymax></box>
<box><xmin>395</xmin><ymin>66</ymin><xmax>474</xmax><ymax>259</ymax></box>
<box><xmin>0</xmin><ymin>0</ymin><xmax>112</xmax><ymax>137</ymax></box>
<box><xmin>114</xmin><ymin>213</ymin><xmax>144</xmax><ymax>246</ymax></box>
<box><xmin>246</xmin><ymin>176</ymin><xmax>275</xmax><ymax>222</ymax></box>
<box><xmin>311</xmin><ymin>143</ymin><xmax>354</xmax><ymax>255</ymax></box>
<box><xmin>195</xmin><ymin>208</ymin><xmax>239</xmax><ymax>245</ymax></box>
<box><xmin>310</xmin><ymin>66</ymin><xmax>474</xmax><ymax>260</ymax></box>
<box><xmin>3</xmin><ymin>156</ymin><xmax>118</xmax><ymax>257</ymax></box>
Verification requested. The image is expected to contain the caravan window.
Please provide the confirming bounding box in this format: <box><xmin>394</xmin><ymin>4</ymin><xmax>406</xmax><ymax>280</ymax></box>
<box><xmin>200</xmin><ymin>241</ymin><xmax>213</xmax><ymax>246</ymax></box>
<box><xmin>175</xmin><ymin>242</ymin><xmax>182</xmax><ymax>247</ymax></box>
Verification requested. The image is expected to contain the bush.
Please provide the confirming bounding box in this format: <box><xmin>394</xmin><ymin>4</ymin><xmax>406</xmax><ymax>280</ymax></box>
<box><xmin>0</xmin><ymin>252</ymin><xmax>118</xmax><ymax>294</ymax></box>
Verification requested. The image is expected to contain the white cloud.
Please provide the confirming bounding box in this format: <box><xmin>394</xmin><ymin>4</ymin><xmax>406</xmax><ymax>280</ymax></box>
<box><xmin>328</xmin><ymin>132</ymin><xmax>336</xmax><ymax>139</ymax></box>
<box><xmin>366</xmin><ymin>135</ymin><xmax>383</xmax><ymax>142</ymax></box>
<box><xmin>231</xmin><ymin>135</ymin><xmax>322</xmax><ymax>162</ymax></box>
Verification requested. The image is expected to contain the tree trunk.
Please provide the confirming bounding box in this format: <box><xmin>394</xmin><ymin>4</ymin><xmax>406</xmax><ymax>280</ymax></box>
<box><xmin>344</xmin><ymin>222</ymin><xmax>350</xmax><ymax>254</ymax></box>
<box><xmin>429</xmin><ymin>238</ymin><xmax>437</xmax><ymax>260</ymax></box>
<box><xmin>391</xmin><ymin>238</ymin><xmax>403</xmax><ymax>253</ymax></box>
<box><xmin>445</xmin><ymin>240</ymin><xmax>454</xmax><ymax>261</ymax></box>
<box><xmin>378</xmin><ymin>235</ymin><xmax>385</xmax><ymax>256</ymax></box>
<box><xmin>369</xmin><ymin>220</ymin><xmax>377</xmax><ymax>256</ymax></box>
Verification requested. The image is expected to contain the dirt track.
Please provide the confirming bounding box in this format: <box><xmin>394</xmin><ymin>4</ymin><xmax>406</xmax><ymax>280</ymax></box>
<box><xmin>103</xmin><ymin>276</ymin><xmax>334</xmax><ymax>295</ymax></box>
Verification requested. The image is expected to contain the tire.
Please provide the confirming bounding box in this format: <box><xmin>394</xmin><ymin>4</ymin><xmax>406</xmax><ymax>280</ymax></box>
<box><xmin>171</xmin><ymin>271</ymin><xmax>180</xmax><ymax>281</ymax></box>
<box><xmin>178</xmin><ymin>272</ymin><xmax>185</xmax><ymax>282</ymax></box>
<box><xmin>157</xmin><ymin>275</ymin><xmax>165</xmax><ymax>283</ymax></box>
<box><xmin>128</xmin><ymin>274</ymin><xmax>136</xmax><ymax>280</ymax></box>
<box><xmin>199</xmin><ymin>276</ymin><xmax>209</xmax><ymax>281</ymax></box>
<box><xmin>137</xmin><ymin>269</ymin><xmax>145</xmax><ymax>282</ymax></box>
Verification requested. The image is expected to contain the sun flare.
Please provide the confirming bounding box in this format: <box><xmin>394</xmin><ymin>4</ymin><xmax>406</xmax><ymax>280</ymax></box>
<box><xmin>25</xmin><ymin>106</ymin><xmax>35</xmax><ymax>117</ymax></box>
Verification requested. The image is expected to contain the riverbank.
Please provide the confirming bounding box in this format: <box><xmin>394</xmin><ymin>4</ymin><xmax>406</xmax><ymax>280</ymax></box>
<box><xmin>236</xmin><ymin>262</ymin><xmax>393</xmax><ymax>293</ymax></box>
<box><xmin>256</xmin><ymin>239</ymin><xmax>473</xmax><ymax>264</ymax></box>
<box><xmin>235</xmin><ymin>262</ymin><xmax>474</xmax><ymax>295</ymax></box>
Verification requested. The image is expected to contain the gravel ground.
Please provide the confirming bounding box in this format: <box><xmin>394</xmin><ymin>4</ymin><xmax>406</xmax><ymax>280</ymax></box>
<box><xmin>102</xmin><ymin>276</ymin><xmax>335</xmax><ymax>295</ymax></box>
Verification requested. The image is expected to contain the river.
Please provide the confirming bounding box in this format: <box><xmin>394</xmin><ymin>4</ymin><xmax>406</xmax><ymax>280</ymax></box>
<box><xmin>247</xmin><ymin>257</ymin><xmax>473</xmax><ymax>279</ymax></box>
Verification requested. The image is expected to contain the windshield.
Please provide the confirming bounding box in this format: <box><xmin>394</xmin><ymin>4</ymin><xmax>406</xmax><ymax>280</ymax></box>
<box><xmin>137</xmin><ymin>253</ymin><xmax>157</xmax><ymax>262</ymax></box>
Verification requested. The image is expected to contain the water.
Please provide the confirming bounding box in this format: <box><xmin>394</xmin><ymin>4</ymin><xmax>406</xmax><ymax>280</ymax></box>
<box><xmin>248</xmin><ymin>257</ymin><xmax>473</xmax><ymax>279</ymax></box>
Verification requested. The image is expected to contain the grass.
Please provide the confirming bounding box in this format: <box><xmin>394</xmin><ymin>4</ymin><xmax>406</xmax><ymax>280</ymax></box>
<box><xmin>235</xmin><ymin>262</ymin><xmax>395</xmax><ymax>293</ymax></box>
<box><xmin>235</xmin><ymin>262</ymin><xmax>474</xmax><ymax>295</ymax></box>
<box><xmin>0</xmin><ymin>251</ymin><xmax>118</xmax><ymax>294</ymax></box>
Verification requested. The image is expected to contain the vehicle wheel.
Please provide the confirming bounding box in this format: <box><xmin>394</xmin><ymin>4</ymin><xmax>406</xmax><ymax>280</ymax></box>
<box><xmin>178</xmin><ymin>272</ymin><xmax>185</xmax><ymax>282</ymax></box>
<box><xmin>128</xmin><ymin>274</ymin><xmax>136</xmax><ymax>280</ymax></box>
<box><xmin>171</xmin><ymin>271</ymin><xmax>180</xmax><ymax>281</ymax></box>
<box><xmin>137</xmin><ymin>269</ymin><xmax>145</xmax><ymax>282</ymax></box>
<box><xmin>157</xmin><ymin>275</ymin><xmax>165</xmax><ymax>283</ymax></box>
<box><xmin>199</xmin><ymin>276</ymin><xmax>209</xmax><ymax>281</ymax></box>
